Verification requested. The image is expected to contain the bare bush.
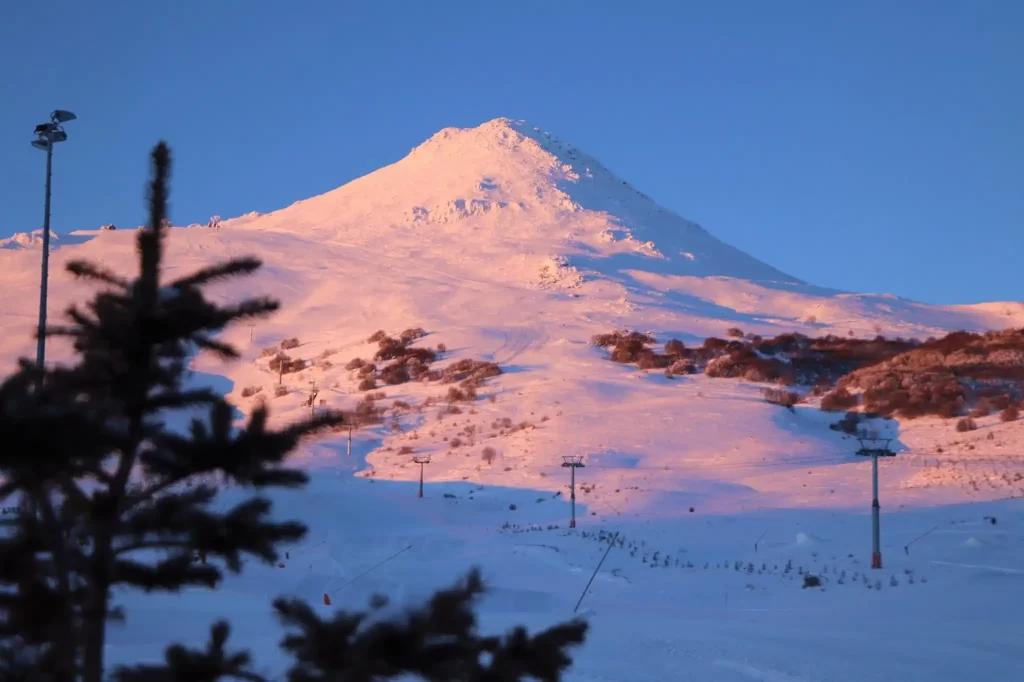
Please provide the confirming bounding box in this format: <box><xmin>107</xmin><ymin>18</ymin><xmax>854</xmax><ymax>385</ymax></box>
<box><xmin>450</xmin><ymin>437</ymin><xmax>463</xmax><ymax>448</ymax></box>
<box><xmin>437</xmin><ymin>343</ymin><xmax>447</xmax><ymax>353</ymax></box>
<box><xmin>829</xmin><ymin>412</ymin><xmax>861</xmax><ymax>435</ymax></box>
<box><xmin>380</xmin><ymin>363</ymin><xmax>410</xmax><ymax>385</ymax></box>
<box><xmin>397</xmin><ymin>446</ymin><xmax>414</xmax><ymax>455</ymax></box>
<box><xmin>269</xmin><ymin>353</ymin><xmax>306</xmax><ymax>375</ymax></box>
<box><xmin>240</xmin><ymin>386</ymin><xmax>262</xmax><ymax>398</ymax></box>
<box><xmin>274</xmin><ymin>385</ymin><xmax>288</xmax><ymax>398</ymax></box>
<box><xmin>358</xmin><ymin>377</ymin><xmax>377</xmax><ymax>391</ymax></box>
<box><xmin>400</xmin><ymin>327</ymin><xmax>427</xmax><ymax>344</ymax></box>
<box><xmin>664</xmin><ymin>339</ymin><xmax>686</xmax><ymax>356</ymax></box>
<box><xmin>345</xmin><ymin>357</ymin><xmax>366</xmax><ymax>370</ymax></box>
<box><xmin>482</xmin><ymin>447</ymin><xmax>497</xmax><ymax>464</ymax></box>
<box><xmin>955</xmin><ymin>417</ymin><xmax>977</xmax><ymax>432</ymax></box>
<box><xmin>367</xmin><ymin>330</ymin><xmax>387</xmax><ymax>343</ymax></box>
<box><xmin>281</xmin><ymin>337</ymin><xmax>300</xmax><ymax>350</ymax></box>
<box><xmin>260</xmin><ymin>346</ymin><xmax>278</xmax><ymax>358</ymax></box>
<box><xmin>1001</xmin><ymin>405</ymin><xmax>1019</xmax><ymax>422</ymax></box>
<box><xmin>726</xmin><ymin>327</ymin><xmax>744</xmax><ymax>338</ymax></box>
<box><xmin>357</xmin><ymin>363</ymin><xmax>376</xmax><ymax>377</ymax></box>
<box><xmin>821</xmin><ymin>387</ymin><xmax>858</xmax><ymax>411</ymax></box>
<box><xmin>970</xmin><ymin>397</ymin><xmax>991</xmax><ymax>418</ymax></box>
<box><xmin>763</xmin><ymin>388</ymin><xmax>802</xmax><ymax>408</ymax></box>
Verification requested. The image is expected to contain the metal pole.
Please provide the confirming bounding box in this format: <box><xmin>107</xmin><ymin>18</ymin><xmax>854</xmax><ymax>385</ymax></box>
<box><xmin>35</xmin><ymin>143</ymin><xmax>54</xmax><ymax>383</ymax></box>
<box><xmin>871</xmin><ymin>453</ymin><xmax>882</xmax><ymax>569</ymax></box>
<box><xmin>418</xmin><ymin>462</ymin><xmax>424</xmax><ymax>498</ymax></box>
<box><xmin>347</xmin><ymin>425</ymin><xmax>352</xmax><ymax>456</ymax></box>
<box><xmin>570</xmin><ymin>464</ymin><xmax>576</xmax><ymax>528</ymax></box>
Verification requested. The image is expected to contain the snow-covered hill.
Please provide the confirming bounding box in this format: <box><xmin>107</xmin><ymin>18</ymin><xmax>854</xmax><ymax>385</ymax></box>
<box><xmin>2</xmin><ymin>117</ymin><xmax>1024</xmax><ymax>513</ymax></box>
<box><xmin>5</xmin><ymin>117</ymin><xmax>1024</xmax><ymax>682</ymax></box>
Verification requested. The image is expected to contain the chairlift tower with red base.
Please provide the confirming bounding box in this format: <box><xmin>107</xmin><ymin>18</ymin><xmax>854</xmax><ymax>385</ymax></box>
<box><xmin>561</xmin><ymin>455</ymin><xmax>585</xmax><ymax>528</ymax></box>
<box><xmin>856</xmin><ymin>437</ymin><xmax>896</xmax><ymax>569</ymax></box>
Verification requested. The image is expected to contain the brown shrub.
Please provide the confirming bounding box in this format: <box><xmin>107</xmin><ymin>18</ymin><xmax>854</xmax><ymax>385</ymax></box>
<box><xmin>703</xmin><ymin>337</ymin><xmax>730</xmax><ymax>352</ymax></box>
<box><xmin>970</xmin><ymin>398</ymin><xmax>991</xmax><ymax>418</ymax></box>
<box><xmin>1000</xmin><ymin>405</ymin><xmax>1019</xmax><ymax>422</ymax></box>
<box><xmin>358</xmin><ymin>377</ymin><xmax>377</xmax><ymax>391</ymax></box>
<box><xmin>821</xmin><ymin>387</ymin><xmax>858</xmax><ymax>411</ymax></box>
<box><xmin>991</xmin><ymin>393</ymin><xmax>1012</xmax><ymax>410</ymax></box>
<box><xmin>829</xmin><ymin>412</ymin><xmax>861</xmax><ymax>435</ymax></box>
<box><xmin>357</xmin><ymin>363</ymin><xmax>377</xmax><ymax>377</ymax></box>
<box><xmin>956</xmin><ymin>417</ymin><xmax>977</xmax><ymax>432</ymax></box>
<box><xmin>636</xmin><ymin>351</ymin><xmax>672</xmax><ymax>370</ymax></box>
<box><xmin>763</xmin><ymin>388</ymin><xmax>802</xmax><ymax>408</ymax></box>
<box><xmin>280</xmin><ymin>337</ymin><xmax>300</xmax><ymax>350</ymax></box>
<box><xmin>404</xmin><ymin>347</ymin><xmax>437</xmax><ymax>364</ymax></box>
<box><xmin>260</xmin><ymin>346</ymin><xmax>278</xmax><ymax>358</ymax></box>
<box><xmin>399</xmin><ymin>327</ymin><xmax>427</xmax><ymax>343</ymax></box>
<box><xmin>726</xmin><ymin>327</ymin><xmax>744</xmax><ymax>338</ymax></box>
<box><xmin>379</xmin><ymin>363</ymin><xmax>410</xmax><ymax>385</ymax></box>
<box><xmin>345</xmin><ymin>357</ymin><xmax>366</xmax><ymax>370</ymax></box>
<box><xmin>397</xmin><ymin>446</ymin><xmax>414</xmax><ymax>455</ymax></box>
<box><xmin>664</xmin><ymin>339</ymin><xmax>686</xmax><ymax>356</ymax></box>
<box><xmin>393</xmin><ymin>400</ymin><xmax>411</xmax><ymax>410</ymax></box>
<box><xmin>240</xmin><ymin>386</ymin><xmax>262</xmax><ymax>398</ymax></box>
<box><xmin>610</xmin><ymin>348</ymin><xmax>633</xmax><ymax>363</ymax></box>
<box><xmin>367</xmin><ymin>330</ymin><xmax>387</xmax><ymax>343</ymax></box>
<box><xmin>437</xmin><ymin>343</ymin><xmax>447</xmax><ymax>353</ymax></box>
<box><xmin>450</xmin><ymin>437</ymin><xmax>463</xmax><ymax>448</ymax></box>
<box><xmin>668</xmin><ymin>359</ymin><xmax>695</xmax><ymax>375</ymax></box>
<box><xmin>374</xmin><ymin>337</ymin><xmax>409</xmax><ymax>362</ymax></box>
<box><xmin>481</xmin><ymin>447</ymin><xmax>497</xmax><ymax>464</ymax></box>
<box><xmin>274</xmin><ymin>385</ymin><xmax>288</xmax><ymax>398</ymax></box>
<box><xmin>590</xmin><ymin>332</ymin><xmax>621</xmax><ymax>347</ymax></box>
<box><xmin>269</xmin><ymin>353</ymin><xmax>306</xmax><ymax>375</ymax></box>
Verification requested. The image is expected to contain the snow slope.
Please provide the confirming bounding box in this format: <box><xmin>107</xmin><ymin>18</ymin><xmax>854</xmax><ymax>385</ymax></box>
<box><xmin>2</xmin><ymin>117</ymin><xmax>1023</xmax><ymax>680</ymax></box>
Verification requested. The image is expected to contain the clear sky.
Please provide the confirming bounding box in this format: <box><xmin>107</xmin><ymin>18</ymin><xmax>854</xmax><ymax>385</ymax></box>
<box><xmin>2</xmin><ymin>0</ymin><xmax>1021</xmax><ymax>305</ymax></box>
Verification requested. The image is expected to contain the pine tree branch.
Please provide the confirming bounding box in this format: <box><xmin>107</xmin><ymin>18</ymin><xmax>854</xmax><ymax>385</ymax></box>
<box><xmin>169</xmin><ymin>258</ymin><xmax>264</xmax><ymax>290</ymax></box>
<box><xmin>64</xmin><ymin>260</ymin><xmax>130</xmax><ymax>289</ymax></box>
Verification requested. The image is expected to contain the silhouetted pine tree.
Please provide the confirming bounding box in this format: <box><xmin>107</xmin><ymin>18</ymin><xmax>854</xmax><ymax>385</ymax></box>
<box><xmin>0</xmin><ymin>142</ymin><xmax>343</xmax><ymax>682</ymax></box>
<box><xmin>0</xmin><ymin>142</ymin><xmax>587</xmax><ymax>682</ymax></box>
<box><xmin>116</xmin><ymin>569</ymin><xmax>587</xmax><ymax>682</ymax></box>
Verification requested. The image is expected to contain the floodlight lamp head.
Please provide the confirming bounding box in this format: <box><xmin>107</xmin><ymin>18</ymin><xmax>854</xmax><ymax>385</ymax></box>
<box><xmin>413</xmin><ymin>455</ymin><xmax>431</xmax><ymax>464</ymax></box>
<box><xmin>51</xmin><ymin>109</ymin><xmax>76</xmax><ymax>124</ymax></box>
<box><xmin>34</xmin><ymin>123</ymin><xmax>51</xmax><ymax>135</ymax></box>
<box><xmin>31</xmin><ymin>139</ymin><xmax>49</xmax><ymax>151</ymax></box>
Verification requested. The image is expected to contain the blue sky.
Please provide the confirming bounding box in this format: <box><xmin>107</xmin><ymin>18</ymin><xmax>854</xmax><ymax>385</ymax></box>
<box><xmin>2</xmin><ymin>0</ymin><xmax>1021</xmax><ymax>305</ymax></box>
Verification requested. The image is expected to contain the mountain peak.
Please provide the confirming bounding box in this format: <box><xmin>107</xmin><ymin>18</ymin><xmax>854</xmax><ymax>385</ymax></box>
<box><xmin>224</xmin><ymin>118</ymin><xmax>801</xmax><ymax>285</ymax></box>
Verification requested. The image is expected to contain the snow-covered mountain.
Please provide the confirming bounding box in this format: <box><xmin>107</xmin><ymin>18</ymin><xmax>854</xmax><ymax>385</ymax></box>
<box><xmin>6</xmin><ymin>117</ymin><xmax>1022</xmax><ymax>682</ymax></box>
<box><xmin>2</xmin><ymin>118</ymin><xmax>1023</xmax><ymax>513</ymax></box>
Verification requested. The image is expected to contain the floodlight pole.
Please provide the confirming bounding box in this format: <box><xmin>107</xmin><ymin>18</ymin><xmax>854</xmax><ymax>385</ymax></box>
<box><xmin>857</xmin><ymin>438</ymin><xmax>894</xmax><ymax>569</ymax></box>
<box><xmin>561</xmin><ymin>456</ymin><xmax>585</xmax><ymax>528</ymax></box>
<box><xmin>35</xmin><ymin>142</ymin><xmax>54</xmax><ymax>382</ymax></box>
<box><xmin>413</xmin><ymin>456</ymin><xmax>431</xmax><ymax>498</ymax></box>
<box><xmin>30</xmin><ymin>110</ymin><xmax>75</xmax><ymax>387</ymax></box>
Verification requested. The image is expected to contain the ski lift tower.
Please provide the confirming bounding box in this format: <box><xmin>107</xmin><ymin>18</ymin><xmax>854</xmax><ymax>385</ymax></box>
<box><xmin>561</xmin><ymin>455</ymin><xmax>585</xmax><ymax>528</ymax></box>
<box><xmin>856</xmin><ymin>436</ymin><xmax>896</xmax><ymax>569</ymax></box>
<box><xmin>413</xmin><ymin>455</ymin><xmax>431</xmax><ymax>498</ymax></box>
